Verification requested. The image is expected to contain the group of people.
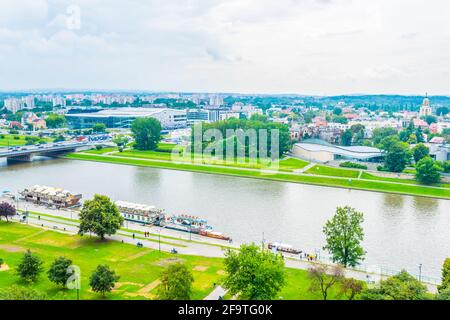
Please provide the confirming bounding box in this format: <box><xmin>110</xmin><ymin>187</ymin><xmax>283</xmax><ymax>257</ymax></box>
<box><xmin>299</xmin><ymin>252</ymin><xmax>318</xmax><ymax>262</ymax></box>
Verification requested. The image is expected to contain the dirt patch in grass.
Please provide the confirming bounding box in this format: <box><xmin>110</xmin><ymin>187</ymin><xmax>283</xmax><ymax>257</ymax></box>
<box><xmin>216</xmin><ymin>270</ymin><xmax>226</xmax><ymax>276</ymax></box>
<box><xmin>193</xmin><ymin>265</ymin><xmax>209</xmax><ymax>272</ymax></box>
<box><xmin>153</xmin><ymin>257</ymin><xmax>185</xmax><ymax>267</ymax></box>
<box><xmin>13</xmin><ymin>230</ymin><xmax>47</xmax><ymax>243</ymax></box>
<box><xmin>114</xmin><ymin>282</ymin><xmax>144</xmax><ymax>290</ymax></box>
<box><xmin>138</xmin><ymin>280</ymin><xmax>161</xmax><ymax>293</ymax></box>
<box><xmin>0</xmin><ymin>244</ymin><xmax>24</xmax><ymax>252</ymax></box>
<box><xmin>0</xmin><ymin>264</ymin><xmax>10</xmax><ymax>272</ymax></box>
<box><xmin>122</xmin><ymin>250</ymin><xmax>152</xmax><ymax>262</ymax></box>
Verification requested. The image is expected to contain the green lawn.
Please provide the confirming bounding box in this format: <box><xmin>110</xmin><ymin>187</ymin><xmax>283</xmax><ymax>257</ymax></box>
<box><xmin>64</xmin><ymin>153</ymin><xmax>450</xmax><ymax>199</ymax></box>
<box><xmin>0</xmin><ymin>222</ymin><xmax>352</xmax><ymax>300</ymax></box>
<box><xmin>0</xmin><ymin>135</ymin><xmax>28</xmax><ymax>147</ymax></box>
<box><xmin>0</xmin><ymin>134</ymin><xmax>51</xmax><ymax>147</ymax></box>
<box><xmin>84</xmin><ymin>147</ymin><xmax>118</xmax><ymax>155</ymax></box>
<box><xmin>306</xmin><ymin>165</ymin><xmax>360</xmax><ymax>178</ymax></box>
<box><xmin>361</xmin><ymin>172</ymin><xmax>450</xmax><ymax>189</ymax></box>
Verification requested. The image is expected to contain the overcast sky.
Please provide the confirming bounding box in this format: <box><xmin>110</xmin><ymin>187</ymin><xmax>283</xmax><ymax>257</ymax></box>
<box><xmin>0</xmin><ymin>0</ymin><xmax>449</xmax><ymax>95</ymax></box>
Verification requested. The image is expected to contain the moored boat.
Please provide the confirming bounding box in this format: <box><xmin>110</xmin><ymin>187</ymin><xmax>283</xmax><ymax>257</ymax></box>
<box><xmin>268</xmin><ymin>242</ymin><xmax>302</xmax><ymax>255</ymax></box>
<box><xmin>19</xmin><ymin>185</ymin><xmax>82</xmax><ymax>208</ymax></box>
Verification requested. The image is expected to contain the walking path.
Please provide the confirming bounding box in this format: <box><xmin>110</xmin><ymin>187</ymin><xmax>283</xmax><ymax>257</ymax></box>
<box><xmin>204</xmin><ymin>286</ymin><xmax>227</xmax><ymax>300</ymax></box>
<box><xmin>5</xmin><ymin>200</ymin><xmax>439</xmax><ymax>294</ymax></box>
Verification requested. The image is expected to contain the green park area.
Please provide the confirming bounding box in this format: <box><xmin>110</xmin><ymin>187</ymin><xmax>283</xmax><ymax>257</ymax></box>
<box><xmin>0</xmin><ymin>222</ymin><xmax>346</xmax><ymax>300</ymax></box>
<box><xmin>65</xmin><ymin>149</ymin><xmax>450</xmax><ymax>200</ymax></box>
<box><xmin>0</xmin><ymin>134</ymin><xmax>51</xmax><ymax>147</ymax></box>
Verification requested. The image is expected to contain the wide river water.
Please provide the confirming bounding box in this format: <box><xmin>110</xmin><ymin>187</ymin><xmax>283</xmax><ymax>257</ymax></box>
<box><xmin>1</xmin><ymin>158</ymin><xmax>449</xmax><ymax>279</ymax></box>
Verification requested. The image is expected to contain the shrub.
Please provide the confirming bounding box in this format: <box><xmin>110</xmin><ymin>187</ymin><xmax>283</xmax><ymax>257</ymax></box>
<box><xmin>339</xmin><ymin>162</ymin><xmax>368</xmax><ymax>170</ymax></box>
<box><xmin>95</xmin><ymin>145</ymin><xmax>103</xmax><ymax>151</ymax></box>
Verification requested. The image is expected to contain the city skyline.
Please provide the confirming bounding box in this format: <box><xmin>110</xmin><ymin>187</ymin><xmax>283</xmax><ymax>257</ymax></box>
<box><xmin>1</xmin><ymin>0</ymin><xmax>450</xmax><ymax>95</ymax></box>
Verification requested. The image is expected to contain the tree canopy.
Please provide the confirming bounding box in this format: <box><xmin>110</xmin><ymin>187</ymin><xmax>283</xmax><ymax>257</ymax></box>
<box><xmin>323</xmin><ymin>206</ymin><xmax>365</xmax><ymax>268</ymax></box>
<box><xmin>131</xmin><ymin>117</ymin><xmax>162</xmax><ymax>151</ymax></box>
<box><xmin>89</xmin><ymin>265</ymin><xmax>119</xmax><ymax>296</ymax></box>
<box><xmin>16</xmin><ymin>250</ymin><xmax>43</xmax><ymax>283</ymax></box>
<box><xmin>415</xmin><ymin>157</ymin><xmax>442</xmax><ymax>185</ymax></box>
<box><xmin>223</xmin><ymin>244</ymin><xmax>286</xmax><ymax>300</ymax></box>
<box><xmin>157</xmin><ymin>263</ymin><xmax>194</xmax><ymax>300</ymax></box>
<box><xmin>412</xmin><ymin>143</ymin><xmax>429</xmax><ymax>163</ymax></box>
<box><xmin>361</xmin><ymin>270</ymin><xmax>427</xmax><ymax>300</ymax></box>
<box><xmin>78</xmin><ymin>194</ymin><xmax>124</xmax><ymax>239</ymax></box>
<box><xmin>0</xmin><ymin>202</ymin><xmax>16</xmax><ymax>222</ymax></box>
<box><xmin>45</xmin><ymin>114</ymin><xmax>66</xmax><ymax>129</ymax></box>
<box><xmin>47</xmin><ymin>256</ymin><xmax>73</xmax><ymax>287</ymax></box>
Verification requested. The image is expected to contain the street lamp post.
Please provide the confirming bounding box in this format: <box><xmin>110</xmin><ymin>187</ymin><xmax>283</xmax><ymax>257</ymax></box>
<box><xmin>419</xmin><ymin>264</ymin><xmax>423</xmax><ymax>282</ymax></box>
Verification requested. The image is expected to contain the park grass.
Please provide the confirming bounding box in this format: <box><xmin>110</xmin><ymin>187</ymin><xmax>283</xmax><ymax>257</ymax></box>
<box><xmin>306</xmin><ymin>165</ymin><xmax>360</xmax><ymax>178</ymax></box>
<box><xmin>0</xmin><ymin>222</ymin><xmax>352</xmax><ymax>300</ymax></box>
<box><xmin>64</xmin><ymin>153</ymin><xmax>450</xmax><ymax>199</ymax></box>
<box><xmin>361</xmin><ymin>172</ymin><xmax>450</xmax><ymax>189</ymax></box>
<box><xmin>84</xmin><ymin>147</ymin><xmax>118</xmax><ymax>155</ymax></box>
<box><xmin>0</xmin><ymin>134</ymin><xmax>28</xmax><ymax>147</ymax></box>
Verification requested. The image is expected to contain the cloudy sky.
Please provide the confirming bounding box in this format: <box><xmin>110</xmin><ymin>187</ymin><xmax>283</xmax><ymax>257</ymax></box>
<box><xmin>0</xmin><ymin>0</ymin><xmax>449</xmax><ymax>95</ymax></box>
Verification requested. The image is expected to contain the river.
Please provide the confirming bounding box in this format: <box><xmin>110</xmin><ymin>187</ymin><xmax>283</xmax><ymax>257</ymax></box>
<box><xmin>1</xmin><ymin>158</ymin><xmax>449</xmax><ymax>279</ymax></box>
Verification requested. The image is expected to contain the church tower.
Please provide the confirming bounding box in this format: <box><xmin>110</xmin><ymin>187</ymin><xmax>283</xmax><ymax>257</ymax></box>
<box><xmin>419</xmin><ymin>93</ymin><xmax>432</xmax><ymax>117</ymax></box>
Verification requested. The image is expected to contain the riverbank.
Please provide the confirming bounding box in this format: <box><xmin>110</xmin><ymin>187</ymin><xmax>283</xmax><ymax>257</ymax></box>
<box><xmin>0</xmin><ymin>221</ymin><xmax>351</xmax><ymax>300</ymax></box>
<box><xmin>64</xmin><ymin>152</ymin><xmax>450</xmax><ymax>200</ymax></box>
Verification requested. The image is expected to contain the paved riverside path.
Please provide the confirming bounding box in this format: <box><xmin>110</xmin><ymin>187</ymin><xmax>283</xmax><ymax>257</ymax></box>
<box><xmin>204</xmin><ymin>286</ymin><xmax>227</xmax><ymax>300</ymax></box>
<box><xmin>6</xmin><ymin>201</ymin><xmax>438</xmax><ymax>294</ymax></box>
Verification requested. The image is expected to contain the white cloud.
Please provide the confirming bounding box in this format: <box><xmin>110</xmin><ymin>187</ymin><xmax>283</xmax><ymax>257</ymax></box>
<box><xmin>0</xmin><ymin>0</ymin><xmax>449</xmax><ymax>94</ymax></box>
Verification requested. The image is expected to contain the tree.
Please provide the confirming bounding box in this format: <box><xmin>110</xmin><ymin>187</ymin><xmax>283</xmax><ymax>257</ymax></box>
<box><xmin>340</xmin><ymin>278</ymin><xmax>363</xmax><ymax>300</ymax></box>
<box><xmin>92</xmin><ymin>123</ymin><xmax>107</xmax><ymax>133</ymax></box>
<box><xmin>112</xmin><ymin>134</ymin><xmax>130</xmax><ymax>149</ymax></box>
<box><xmin>0</xmin><ymin>202</ymin><xmax>16</xmax><ymax>222</ymax></box>
<box><xmin>223</xmin><ymin>244</ymin><xmax>286</xmax><ymax>300</ymax></box>
<box><xmin>412</xmin><ymin>143</ymin><xmax>430</xmax><ymax>163</ymax></box>
<box><xmin>89</xmin><ymin>265</ymin><xmax>119</xmax><ymax>297</ymax></box>
<box><xmin>78</xmin><ymin>194</ymin><xmax>124</xmax><ymax>240</ymax></box>
<box><xmin>131</xmin><ymin>117</ymin><xmax>162</xmax><ymax>151</ymax></box>
<box><xmin>332</xmin><ymin>107</ymin><xmax>342</xmax><ymax>116</ymax></box>
<box><xmin>436</xmin><ymin>287</ymin><xmax>450</xmax><ymax>300</ymax></box>
<box><xmin>361</xmin><ymin>270</ymin><xmax>427</xmax><ymax>300</ymax></box>
<box><xmin>438</xmin><ymin>258</ymin><xmax>450</xmax><ymax>293</ymax></box>
<box><xmin>323</xmin><ymin>206</ymin><xmax>365</xmax><ymax>268</ymax></box>
<box><xmin>372</xmin><ymin>127</ymin><xmax>398</xmax><ymax>146</ymax></box>
<box><xmin>16</xmin><ymin>250</ymin><xmax>43</xmax><ymax>283</ymax></box>
<box><xmin>0</xmin><ymin>285</ymin><xmax>46</xmax><ymax>300</ymax></box>
<box><xmin>384</xmin><ymin>141</ymin><xmax>410</xmax><ymax>173</ymax></box>
<box><xmin>308</xmin><ymin>264</ymin><xmax>344</xmax><ymax>300</ymax></box>
<box><xmin>423</xmin><ymin>115</ymin><xmax>438</xmax><ymax>125</ymax></box>
<box><xmin>45</xmin><ymin>114</ymin><xmax>66</xmax><ymax>129</ymax></box>
<box><xmin>157</xmin><ymin>263</ymin><xmax>194</xmax><ymax>300</ymax></box>
<box><xmin>48</xmin><ymin>256</ymin><xmax>73</xmax><ymax>287</ymax></box>
<box><xmin>341</xmin><ymin>130</ymin><xmax>353</xmax><ymax>146</ymax></box>
<box><xmin>415</xmin><ymin>157</ymin><xmax>442</xmax><ymax>185</ymax></box>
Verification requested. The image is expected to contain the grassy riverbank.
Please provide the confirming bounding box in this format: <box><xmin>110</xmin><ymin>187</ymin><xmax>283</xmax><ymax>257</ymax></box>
<box><xmin>64</xmin><ymin>152</ymin><xmax>450</xmax><ymax>200</ymax></box>
<box><xmin>0</xmin><ymin>222</ymin><xmax>346</xmax><ymax>300</ymax></box>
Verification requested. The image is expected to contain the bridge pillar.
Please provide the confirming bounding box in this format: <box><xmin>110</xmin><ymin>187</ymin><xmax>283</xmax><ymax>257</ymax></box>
<box><xmin>7</xmin><ymin>154</ymin><xmax>33</xmax><ymax>162</ymax></box>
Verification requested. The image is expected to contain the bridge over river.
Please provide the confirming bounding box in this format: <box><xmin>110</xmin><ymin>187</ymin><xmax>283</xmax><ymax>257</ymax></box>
<box><xmin>0</xmin><ymin>142</ymin><xmax>91</xmax><ymax>162</ymax></box>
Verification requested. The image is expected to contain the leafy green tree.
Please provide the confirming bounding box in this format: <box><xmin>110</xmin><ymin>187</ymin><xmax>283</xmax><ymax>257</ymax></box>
<box><xmin>89</xmin><ymin>265</ymin><xmax>119</xmax><ymax>297</ymax></box>
<box><xmin>412</xmin><ymin>143</ymin><xmax>430</xmax><ymax>163</ymax></box>
<box><xmin>361</xmin><ymin>270</ymin><xmax>427</xmax><ymax>300</ymax></box>
<box><xmin>78</xmin><ymin>194</ymin><xmax>124</xmax><ymax>240</ymax></box>
<box><xmin>340</xmin><ymin>277</ymin><xmax>364</xmax><ymax>300</ymax></box>
<box><xmin>436</xmin><ymin>287</ymin><xmax>450</xmax><ymax>300</ymax></box>
<box><xmin>423</xmin><ymin>115</ymin><xmax>438</xmax><ymax>125</ymax></box>
<box><xmin>112</xmin><ymin>134</ymin><xmax>130</xmax><ymax>149</ymax></box>
<box><xmin>157</xmin><ymin>263</ymin><xmax>194</xmax><ymax>300</ymax></box>
<box><xmin>16</xmin><ymin>250</ymin><xmax>43</xmax><ymax>283</ymax></box>
<box><xmin>308</xmin><ymin>264</ymin><xmax>344</xmax><ymax>300</ymax></box>
<box><xmin>415</xmin><ymin>157</ymin><xmax>442</xmax><ymax>185</ymax></box>
<box><xmin>384</xmin><ymin>141</ymin><xmax>411</xmax><ymax>172</ymax></box>
<box><xmin>131</xmin><ymin>117</ymin><xmax>162</xmax><ymax>150</ymax></box>
<box><xmin>92</xmin><ymin>123</ymin><xmax>107</xmax><ymax>133</ymax></box>
<box><xmin>0</xmin><ymin>201</ymin><xmax>16</xmax><ymax>222</ymax></box>
<box><xmin>45</xmin><ymin>114</ymin><xmax>66</xmax><ymax>129</ymax></box>
<box><xmin>341</xmin><ymin>130</ymin><xmax>353</xmax><ymax>146</ymax></box>
<box><xmin>0</xmin><ymin>285</ymin><xmax>46</xmax><ymax>300</ymax></box>
<box><xmin>438</xmin><ymin>258</ymin><xmax>450</xmax><ymax>293</ymax></box>
<box><xmin>372</xmin><ymin>127</ymin><xmax>398</xmax><ymax>146</ymax></box>
<box><xmin>223</xmin><ymin>244</ymin><xmax>286</xmax><ymax>300</ymax></box>
<box><xmin>249</xmin><ymin>114</ymin><xmax>268</xmax><ymax>122</ymax></box>
<box><xmin>323</xmin><ymin>206</ymin><xmax>365</xmax><ymax>268</ymax></box>
<box><xmin>47</xmin><ymin>257</ymin><xmax>73</xmax><ymax>287</ymax></box>
<box><xmin>332</xmin><ymin>107</ymin><xmax>343</xmax><ymax>116</ymax></box>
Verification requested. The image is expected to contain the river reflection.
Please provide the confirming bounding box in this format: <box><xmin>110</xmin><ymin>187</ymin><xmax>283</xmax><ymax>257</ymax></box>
<box><xmin>1</xmin><ymin>158</ymin><xmax>449</xmax><ymax>278</ymax></box>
